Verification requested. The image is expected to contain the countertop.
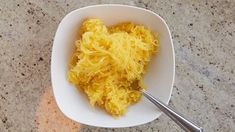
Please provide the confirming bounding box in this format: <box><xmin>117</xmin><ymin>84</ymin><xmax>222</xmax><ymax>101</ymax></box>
<box><xmin>0</xmin><ymin>0</ymin><xmax>234</xmax><ymax>131</ymax></box>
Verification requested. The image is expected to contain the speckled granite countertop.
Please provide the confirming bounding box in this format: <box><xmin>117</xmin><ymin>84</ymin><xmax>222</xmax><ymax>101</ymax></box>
<box><xmin>0</xmin><ymin>0</ymin><xmax>234</xmax><ymax>132</ymax></box>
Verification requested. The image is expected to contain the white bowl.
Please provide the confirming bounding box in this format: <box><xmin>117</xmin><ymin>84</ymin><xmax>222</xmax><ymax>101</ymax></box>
<box><xmin>51</xmin><ymin>4</ymin><xmax>175</xmax><ymax>128</ymax></box>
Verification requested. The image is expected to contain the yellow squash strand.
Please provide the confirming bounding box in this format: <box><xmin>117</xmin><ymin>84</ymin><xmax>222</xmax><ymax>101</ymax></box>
<box><xmin>68</xmin><ymin>19</ymin><xmax>159</xmax><ymax>117</ymax></box>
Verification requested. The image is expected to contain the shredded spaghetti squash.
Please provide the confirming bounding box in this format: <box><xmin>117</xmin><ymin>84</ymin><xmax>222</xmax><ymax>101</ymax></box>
<box><xmin>67</xmin><ymin>19</ymin><xmax>159</xmax><ymax>117</ymax></box>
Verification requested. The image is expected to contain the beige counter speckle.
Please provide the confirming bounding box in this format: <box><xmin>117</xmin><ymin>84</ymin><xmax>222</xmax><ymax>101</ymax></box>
<box><xmin>0</xmin><ymin>0</ymin><xmax>234</xmax><ymax>131</ymax></box>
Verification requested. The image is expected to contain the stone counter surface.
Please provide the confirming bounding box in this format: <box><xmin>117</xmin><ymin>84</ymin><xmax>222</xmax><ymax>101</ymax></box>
<box><xmin>0</xmin><ymin>0</ymin><xmax>234</xmax><ymax>132</ymax></box>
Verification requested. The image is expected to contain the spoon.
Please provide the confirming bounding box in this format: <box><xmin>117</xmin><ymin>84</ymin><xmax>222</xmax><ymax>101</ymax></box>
<box><xmin>141</xmin><ymin>90</ymin><xmax>203</xmax><ymax>132</ymax></box>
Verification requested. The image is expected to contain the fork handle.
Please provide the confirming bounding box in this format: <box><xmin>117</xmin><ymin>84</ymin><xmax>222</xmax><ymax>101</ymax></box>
<box><xmin>142</xmin><ymin>90</ymin><xmax>203</xmax><ymax>132</ymax></box>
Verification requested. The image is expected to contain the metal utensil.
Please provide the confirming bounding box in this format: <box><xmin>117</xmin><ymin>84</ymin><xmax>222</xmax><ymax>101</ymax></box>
<box><xmin>142</xmin><ymin>90</ymin><xmax>203</xmax><ymax>132</ymax></box>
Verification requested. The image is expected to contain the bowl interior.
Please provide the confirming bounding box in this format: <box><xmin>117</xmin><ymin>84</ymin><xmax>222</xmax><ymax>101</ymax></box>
<box><xmin>51</xmin><ymin>5</ymin><xmax>174</xmax><ymax>128</ymax></box>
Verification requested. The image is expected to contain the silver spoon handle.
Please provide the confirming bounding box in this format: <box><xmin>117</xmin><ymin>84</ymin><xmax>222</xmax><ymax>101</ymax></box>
<box><xmin>142</xmin><ymin>90</ymin><xmax>203</xmax><ymax>132</ymax></box>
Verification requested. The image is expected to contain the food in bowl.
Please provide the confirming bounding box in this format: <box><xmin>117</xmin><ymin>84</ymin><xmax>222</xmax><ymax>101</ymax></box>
<box><xmin>67</xmin><ymin>19</ymin><xmax>159</xmax><ymax>117</ymax></box>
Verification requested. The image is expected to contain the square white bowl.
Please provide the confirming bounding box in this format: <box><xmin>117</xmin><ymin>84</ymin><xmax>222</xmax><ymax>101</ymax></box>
<box><xmin>51</xmin><ymin>4</ymin><xmax>175</xmax><ymax>128</ymax></box>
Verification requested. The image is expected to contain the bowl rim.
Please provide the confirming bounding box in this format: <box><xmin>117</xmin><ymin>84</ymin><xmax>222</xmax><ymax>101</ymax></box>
<box><xmin>51</xmin><ymin>4</ymin><xmax>175</xmax><ymax>128</ymax></box>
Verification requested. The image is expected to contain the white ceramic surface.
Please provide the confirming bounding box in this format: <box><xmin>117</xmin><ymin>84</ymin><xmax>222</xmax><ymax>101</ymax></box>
<box><xmin>51</xmin><ymin>4</ymin><xmax>175</xmax><ymax>128</ymax></box>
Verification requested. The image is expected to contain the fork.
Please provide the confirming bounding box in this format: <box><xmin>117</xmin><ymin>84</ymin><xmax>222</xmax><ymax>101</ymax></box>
<box><xmin>142</xmin><ymin>90</ymin><xmax>203</xmax><ymax>132</ymax></box>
